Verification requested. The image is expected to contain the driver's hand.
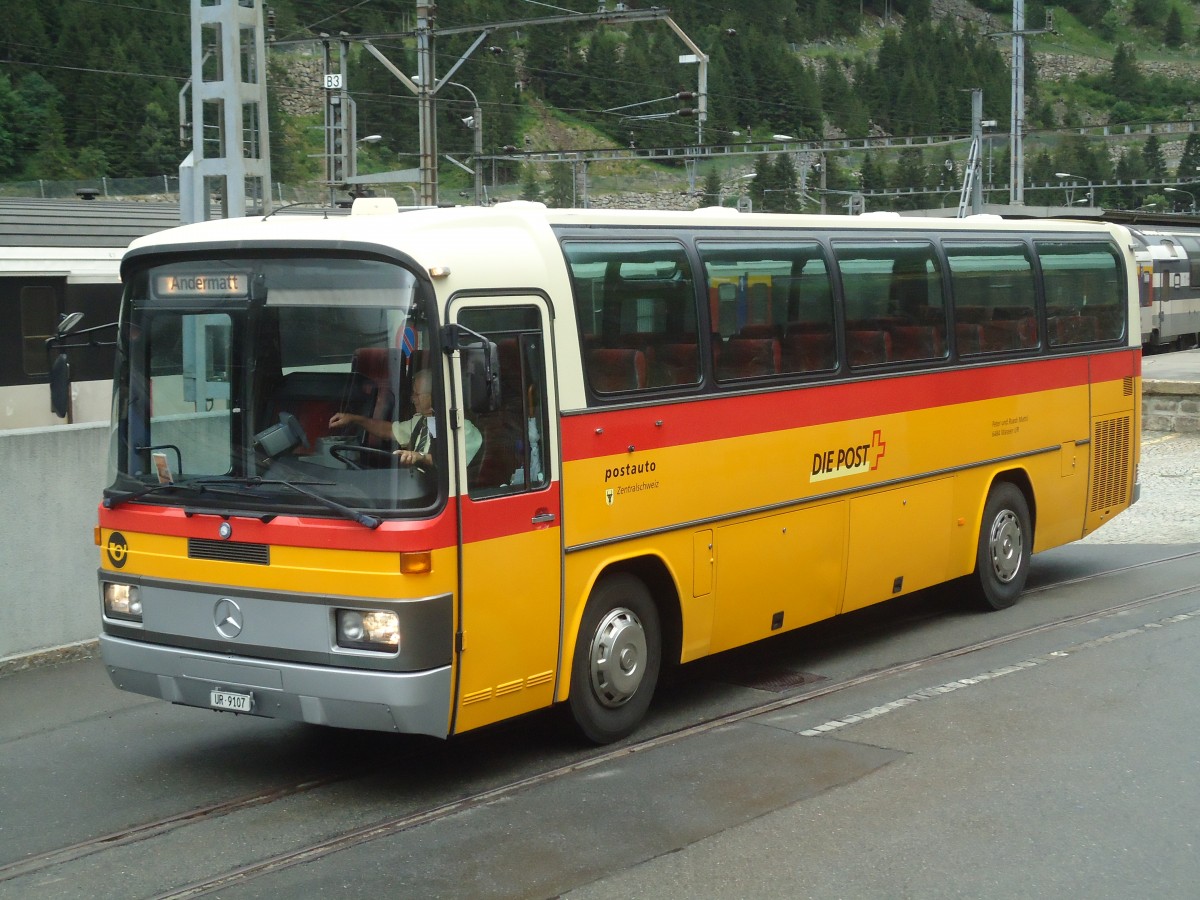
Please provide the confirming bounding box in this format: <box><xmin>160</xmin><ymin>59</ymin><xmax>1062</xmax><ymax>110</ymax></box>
<box><xmin>394</xmin><ymin>449</ymin><xmax>428</xmax><ymax>467</ymax></box>
<box><xmin>329</xmin><ymin>412</ymin><xmax>354</xmax><ymax>429</ymax></box>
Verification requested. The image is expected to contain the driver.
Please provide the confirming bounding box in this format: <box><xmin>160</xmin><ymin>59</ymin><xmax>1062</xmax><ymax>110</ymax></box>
<box><xmin>329</xmin><ymin>369</ymin><xmax>480</xmax><ymax>467</ymax></box>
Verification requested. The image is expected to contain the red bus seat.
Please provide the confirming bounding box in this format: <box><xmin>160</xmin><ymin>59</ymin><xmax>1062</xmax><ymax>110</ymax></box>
<box><xmin>652</xmin><ymin>343</ymin><xmax>699</xmax><ymax>386</ymax></box>
<box><xmin>955</xmin><ymin>305</ymin><xmax>992</xmax><ymax>324</ymax></box>
<box><xmin>1049</xmin><ymin>315</ymin><xmax>1099</xmax><ymax>345</ymax></box>
<box><xmin>785</xmin><ymin>319</ymin><xmax>836</xmax><ymax>334</ymax></box>
<box><xmin>992</xmin><ymin>305</ymin><xmax>1035</xmax><ymax>321</ymax></box>
<box><xmin>738</xmin><ymin>323</ymin><xmax>778</xmax><ymax>339</ymax></box>
<box><xmin>265</xmin><ymin>371</ymin><xmax>370</xmax><ymax>455</ymax></box>
<box><xmin>467</xmin><ymin>414</ymin><xmax>519</xmax><ymax>491</ymax></box>
<box><xmin>846</xmin><ymin>330</ymin><xmax>891</xmax><ymax>366</ymax></box>
<box><xmin>981</xmin><ymin>318</ymin><xmax>1037</xmax><ymax>352</ymax></box>
<box><xmin>587</xmin><ymin>348</ymin><xmax>648</xmax><ymax>392</ymax></box>
<box><xmin>889</xmin><ymin>325</ymin><xmax>944</xmax><ymax>361</ymax></box>
<box><xmin>782</xmin><ymin>332</ymin><xmax>835</xmax><ymax>372</ymax></box>
<box><xmin>351</xmin><ymin>348</ymin><xmax>400</xmax><ymax>448</ymax></box>
<box><xmin>955</xmin><ymin>323</ymin><xmax>984</xmax><ymax>355</ymax></box>
<box><xmin>716</xmin><ymin>338</ymin><xmax>781</xmax><ymax>379</ymax></box>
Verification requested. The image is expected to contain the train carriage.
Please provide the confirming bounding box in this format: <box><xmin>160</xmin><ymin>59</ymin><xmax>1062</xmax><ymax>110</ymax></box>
<box><xmin>0</xmin><ymin>198</ymin><xmax>180</xmax><ymax>428</ymax></box>
<box><xmin>1129</xmin><ymin>224</ymin><xmax>1200</xmax><ymax>350</ymax></box>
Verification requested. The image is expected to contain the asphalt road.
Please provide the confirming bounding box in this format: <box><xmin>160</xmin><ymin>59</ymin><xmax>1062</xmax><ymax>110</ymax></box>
<box><xmin>1</xmin><ymin>433</ymin><xmax>1197</xmax><ymax>900</ymax></box>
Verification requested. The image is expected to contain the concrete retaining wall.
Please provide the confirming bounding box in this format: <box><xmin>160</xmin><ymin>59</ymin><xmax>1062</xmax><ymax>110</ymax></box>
<box><xmin>0</xmin><ymin>424</ymin><xmax>108</xmax><ymax>672</ymax></box>
<box><xmin>1143</xmin><ymin>380</ymin><xmax>1200</xmax><ymax>433</ymax></box>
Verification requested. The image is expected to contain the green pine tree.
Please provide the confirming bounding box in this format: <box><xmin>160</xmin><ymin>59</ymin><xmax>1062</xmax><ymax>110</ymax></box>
<box><xmin>1114</xmin><ymin>148</ymin><xmax>1146</xmax><ymax>210</ymax></box>
<box><xmin>1109</xmin><ymin>45</ymin><xmax>1145</xmax><ymax>104</ymax></box>
<box><xmin>1177</xmin><ymin>133</ymin><xmax>1200</xmax><ymax>183</ymax></box>
<box><xmin>772</xmin><ymin>154</ymin><xmax>801</xmax><ymax>213</ymax></box>
<box><xmin>519</xmin><ymin>164</ymin><xmax>541</xmax><ymax>202</ymax></box>
<box><xmin>1142</xmin><ymin>134</ymin><xmax>1168</xmax><ymax>183</ymax></box>
<box><xmin>1132</xmin><ymin>0</ymin><xmax>1168</xmax><ymax>27</ymax></box>
<box><xmin>701</xmin><ymin>168</ymin><xmax>724</xmax><ymax>206</ymax></box>
<box><xmin>1164</xmin><ymin>6</ymin><xmax>1184</xmax><ymax>48</ymax></box>
<box><xmin>546</xmin><ymin>163</ymin><xmax>574</xmax><ymax>208</ymax></box>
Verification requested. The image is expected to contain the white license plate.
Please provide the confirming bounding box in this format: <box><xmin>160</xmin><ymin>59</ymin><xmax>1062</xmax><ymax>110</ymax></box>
<box><xmin>210</xmin><ymin>689</ymin><xmax>254</xmax><ymax>712</ymax></box>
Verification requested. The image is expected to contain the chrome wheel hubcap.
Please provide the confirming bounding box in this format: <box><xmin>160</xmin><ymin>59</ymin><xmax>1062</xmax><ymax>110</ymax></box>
<box><xmin>989</xmin><ymin>509</ymin><xmax>1022</xmax><ymax>583</ymax></box>
<box><xmin>588</xmin><ymin>608</ymin><xmax>646</xmax><ymax>708</ymax></box>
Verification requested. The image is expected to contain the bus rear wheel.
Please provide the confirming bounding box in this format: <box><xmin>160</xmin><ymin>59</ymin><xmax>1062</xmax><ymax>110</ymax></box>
<box><xmin>973</xmin><ymin>482</ymin><xmax>1031</xmax><ymax>610</ymax></box>
<box><xmin>567</xmin><ymin>574</ymin><xmax>661</xmax><ymax>744</ymax></box>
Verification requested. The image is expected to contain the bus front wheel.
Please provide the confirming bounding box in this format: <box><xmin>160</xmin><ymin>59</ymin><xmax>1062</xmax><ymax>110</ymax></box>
<box><xmin>973</xmin><ymin>482</ymin><xmax>1032</xmax><ymax>610</ymax></box>
<box><xmin>568</xmin><ymin>574</ymin><xmax>662</xmax><ymax>744</ymax></box>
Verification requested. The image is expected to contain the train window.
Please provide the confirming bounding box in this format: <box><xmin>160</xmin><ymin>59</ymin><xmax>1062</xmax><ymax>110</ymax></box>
<box><xmin>1170</xmin><ymin>234</ymin><xmax>1200</xmax><ymax>286</ymax></box>
<box><xmin>20</xmin><ymin>286</ymin><xmax>59</xmax><ymax>376</ymax></box>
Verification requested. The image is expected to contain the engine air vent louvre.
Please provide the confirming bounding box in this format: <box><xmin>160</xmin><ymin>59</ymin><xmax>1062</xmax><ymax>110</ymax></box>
<box><xmin>1122</xmin><ymin>376</ymin><xmax>1133</xmax><ymax>397</ymax></box>
<box><xmin>188</xmin><ymin>538</ymin><xmax>270</xmax><ymax>565</ymax></box>
<box><xmin>1090</xmin><ymin>415</ymin><xmax>1131</xmax><ymax>512</ymax></box>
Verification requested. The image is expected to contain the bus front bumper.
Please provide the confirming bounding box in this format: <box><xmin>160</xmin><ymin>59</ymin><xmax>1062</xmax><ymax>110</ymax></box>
<box><xmin>100</xmin><ymin>634</ymin><xmax>451</xmax><ymax>736</ymax></box>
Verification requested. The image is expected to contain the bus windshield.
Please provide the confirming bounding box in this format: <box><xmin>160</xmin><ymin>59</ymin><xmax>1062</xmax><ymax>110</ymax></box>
<box><xmin>107</xmin><ymin>254</ymin><xmax>440</xmax><ymax>518</ymax></box>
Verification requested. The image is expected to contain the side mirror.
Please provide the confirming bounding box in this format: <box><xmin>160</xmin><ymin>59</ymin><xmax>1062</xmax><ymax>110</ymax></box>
<box><xmin>55</xmin><ymin>311</ymin><xmax>86</xmax><ymax>338</ymax></box>
<box><xmin>460</xmin><ymin>341</ymin><xmax>501</xmax><ymax>414</ymax></box>
<box><xmin>50</xmin><ymin>353</ymin><xmax>72</xmax><ymax>418</ymax></box>
<box><xmin>45</xmin><ymin>313</ymin><xmax>117</xmax><ymax>419</ymax></box>
<box><xmin>443</xmin><ymin>323</ymin><xmax>502</xmax><ymax>414</ymax></box>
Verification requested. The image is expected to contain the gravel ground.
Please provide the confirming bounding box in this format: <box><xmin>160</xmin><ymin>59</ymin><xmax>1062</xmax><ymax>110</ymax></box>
<box><xmin>1080</xmin><ymin>430</ymin><xmax>1200</xmax><ymax>544</ymax></box>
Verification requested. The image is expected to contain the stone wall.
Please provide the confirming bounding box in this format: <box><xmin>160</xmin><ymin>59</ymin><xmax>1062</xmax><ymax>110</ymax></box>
<box><xmin>585</xmin><ymin>191</ymin><xmax>701</xmax><ymax>211</ymax></box>
<box><xmin>1144</xmin><ymin>380</ymin><xmax>1200</xmax><ymax>432</ymax></box>
<box><xmin>275</xmin><ymin>55</ymin><xmax>324</xmax><ymax>119</ymax></box>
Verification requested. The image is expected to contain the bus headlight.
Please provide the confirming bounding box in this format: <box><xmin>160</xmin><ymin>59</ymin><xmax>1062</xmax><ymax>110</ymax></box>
<box><xmin>335</xmin><ymin>609</ymin><xmax>400</xmax><ymax>652</ymax></box>
<box><xmin>103</xmin><ymin>583</ymin><xmax>142</xmax><ymax>622</ymax></box>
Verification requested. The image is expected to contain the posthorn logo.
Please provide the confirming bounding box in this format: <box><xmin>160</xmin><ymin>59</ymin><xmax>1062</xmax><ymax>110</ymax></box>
<box><xmin>106</xmin><ymin>532</ymin><xmax>129</xmax><ymax>568</ymax></box>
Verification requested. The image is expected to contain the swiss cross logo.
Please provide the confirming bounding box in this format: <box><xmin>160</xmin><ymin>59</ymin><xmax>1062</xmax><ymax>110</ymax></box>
<box><xmin>869</xmin><ymin>429</ymin><xmax>887</xmax><ymax>471</ymax></box>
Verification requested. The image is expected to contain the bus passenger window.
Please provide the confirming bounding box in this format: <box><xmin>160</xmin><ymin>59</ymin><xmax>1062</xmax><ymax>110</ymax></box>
<box><xmin>698</xmin><ymin>241</ymin><xmax>836</xmax><ymax>378</ymax></box>
<box><xmin>562</xmin><ymin>241</ymin><xmax>700</xmax><ymax>397</ymax></box>
<box><xmin>1036</xmin><ymin>241</ymin><xmax>1125</xmax><ymax>345</ymax></box>
<box><xmin>944</xmin><ymin>242</ymin><xmax>1039</xmax><ymax>355</ymax></box>
<box><xmin>834</xmin><ymin>241</ymin><xmax>947</xmax><ymax>364</ymax></box>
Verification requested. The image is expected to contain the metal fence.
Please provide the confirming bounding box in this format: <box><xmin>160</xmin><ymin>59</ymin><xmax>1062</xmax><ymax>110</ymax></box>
<box><xmin>0</xmin><ymin>176</ymin><xmax>325</xmax><ymax>204</ymax></box>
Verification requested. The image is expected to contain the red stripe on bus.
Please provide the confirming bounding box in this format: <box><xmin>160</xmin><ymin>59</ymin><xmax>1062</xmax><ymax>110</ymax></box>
<box><xmin>459</xmin><ymin>483</ymin><xmax>562</xmax><ymax>545</ymax></box>
<box><xmin>1090</xmin><ymin>347</ymin><xmax>1139</xmax><ymax>380</ymax></box>
<box><xmin>561</xmin><ymin>353</ymin><xmax>1133</xmax><ymax>461</ymax></box>
<box><xmin>98</xmin><ymin>503</ymin><xmax>460</xmax><ymax>552</ymax></box>
<box><xmin>99</xmin><ymin>487</ymin><xmax>565</xmax><ymax>551</ymax></box>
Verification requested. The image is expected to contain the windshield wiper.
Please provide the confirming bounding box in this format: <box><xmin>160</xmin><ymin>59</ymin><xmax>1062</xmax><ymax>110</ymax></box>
<box><xmin>103</xmin><ymin>480</ymin><xmax>199</xmax><ymax>510</ymax></box>
<box><xmin>104</xmin><ymin>476</ymin><xmax>382</xmax><ymax>529</ymax></box>
<box><xmin>193</xmin><ymin>477</ymin><xmax>382</xmax><ymax>529</ymax></box>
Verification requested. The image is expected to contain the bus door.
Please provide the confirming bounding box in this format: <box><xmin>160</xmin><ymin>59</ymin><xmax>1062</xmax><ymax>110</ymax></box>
<box><xmin>448</xmin><ymin>297</ymin><xmax>562</xmax><ymax>733</ymax></box>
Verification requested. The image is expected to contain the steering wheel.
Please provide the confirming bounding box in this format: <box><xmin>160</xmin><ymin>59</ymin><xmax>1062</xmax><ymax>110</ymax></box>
<box><xmin>328</xmin><ymin>443</ymin><xmax>395</xmax><ymax>469</ymax></box>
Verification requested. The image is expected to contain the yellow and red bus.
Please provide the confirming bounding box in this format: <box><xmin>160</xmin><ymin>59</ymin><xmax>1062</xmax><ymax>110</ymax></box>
<box><xmin>93</xmin><ymin>201</ymin><xmax>1140</xmax><ymax>743</ymax></box>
